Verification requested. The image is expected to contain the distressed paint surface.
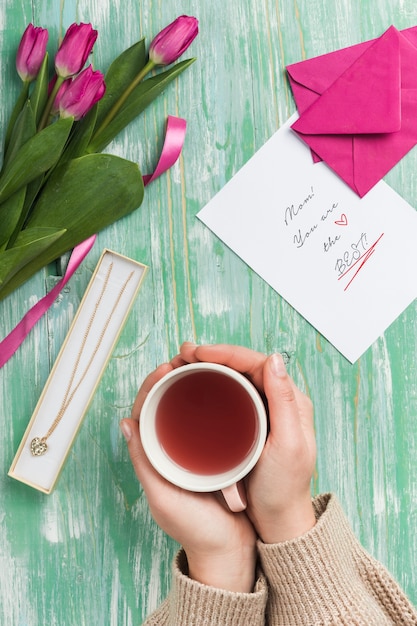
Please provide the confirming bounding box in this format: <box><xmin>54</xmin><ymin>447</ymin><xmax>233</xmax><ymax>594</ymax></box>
<box><xmin>1</xmin><ymin>0</ymin><xmax>417</xmax><ymax>623</ymax></box>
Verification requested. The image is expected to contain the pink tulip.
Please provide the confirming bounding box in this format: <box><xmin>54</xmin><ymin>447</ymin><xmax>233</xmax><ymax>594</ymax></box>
<box><xmin>149</xmin><ymin>15</ymin><xmax>198</xmax><ymax>66</ymax></box>
<box><xmin>59</xmin><ymin>65</ymin><xmax>105</xmax><ymax>120</ymax></box>
<box><xmin>55</xmin><ymin>22</ymin><xmax>98</xmax><ymax>79</ymax></box>
<box><xmin>16</xmin><ymin>24</ymin><xmax>48</xmax><ymax>82</ymax></box>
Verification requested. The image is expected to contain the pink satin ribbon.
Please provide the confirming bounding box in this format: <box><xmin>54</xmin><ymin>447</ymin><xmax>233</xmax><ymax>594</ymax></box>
<box><xmin>142</xmin><ymin>115</ymin><xmax>187</xmax><ymax>185</ymax></box>
<box><xmin>0</xmin><ymin>115</ymin><xmax>187</xmax><ymax>368</ymax></box>
<box><xmin>0</xmin><ymin>236</ymin><xmax>96</xmax><ymax>368</ymax></box>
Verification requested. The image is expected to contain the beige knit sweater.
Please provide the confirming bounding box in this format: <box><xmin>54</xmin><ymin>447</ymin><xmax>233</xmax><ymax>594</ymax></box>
<box><xmin>143</xmin><ymin>494</ymin><xmax>417</xmax><ymax>625</ymax></box>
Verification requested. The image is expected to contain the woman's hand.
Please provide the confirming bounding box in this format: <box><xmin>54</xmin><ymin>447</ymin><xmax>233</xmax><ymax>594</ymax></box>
<box><xmin>121</xmin><ymin>361</ymin><xmax>257</xmax><ymax>592</ymax></box>
<box><xmin>179</xmin><ymin>343</ymin><xmax>317</xmax><ymax>543</ymax></box>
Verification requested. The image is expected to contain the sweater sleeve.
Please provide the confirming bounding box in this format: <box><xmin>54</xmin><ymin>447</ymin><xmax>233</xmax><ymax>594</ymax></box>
<box><xmin>257</xmin><ymin>493</ymin><xmax>417</xmax><ymax>626</ymax></box>
<box><xmin>142</xmin><ymin>549</ymin><xmax>268</xmax><ymax>626</ymax></box>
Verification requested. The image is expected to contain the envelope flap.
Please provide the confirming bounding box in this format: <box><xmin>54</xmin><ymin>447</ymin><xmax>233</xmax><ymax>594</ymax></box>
<box><xmin>292</xmin><ymin>26</ymin><xmax>402</xmax><ymax>135</ymax></box>
<box><xmin>286</xmin><ymin>42</ymin><xmax>370</xmax><ymax>98</ymax></box>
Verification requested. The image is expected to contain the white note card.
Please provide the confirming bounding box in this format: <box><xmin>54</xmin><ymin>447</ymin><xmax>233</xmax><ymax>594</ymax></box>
<box><xmin>197</xmin><ymin>115</ymin><xmax>417</xmax><ymax>362</ymax></box>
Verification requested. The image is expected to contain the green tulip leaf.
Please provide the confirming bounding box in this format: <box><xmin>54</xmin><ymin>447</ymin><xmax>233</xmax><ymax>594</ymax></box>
<box><xmin>88</xmin><ymin>58</ymin><xmax>195</xmax><ymax>153</ymax></box>
<box><xmin>20</xmin><ymin>175</ymin><xmax>45</xmax><ymax>219</ymax></box>
<box><xmin>0</xmin><ymin>153</ymin><xmax>144</xmax><ymax>300</ymax></box>
<box><xmin>5</xmin><ymin>172</ymin><xmax>49</xmax><ymax>249</ymax></box>
<box><xmin>3</xmin><ymin>82</ymin><xmax>30</xmax><ymax>154</ymax></box>
<box><xmin>2</xmin><ymin>54</ymin><xmax>48</xmax><ymax>156</ymax></box>
<box><xmin>0</xmin><ymin>187</ymin><xmax>27</xmax><ymax>248</ymax></box>
<box><xmin>94</xmin><ymin>39</ymin><xmax>147</xmax><ymax>132</ymax></box>
<box><xmin>0</xmin><ymin>116</ymin><xmax>73</xmax><ymax>204</ymax></box>
<box><xmin>28</xmin><ymin>152</ymin><xmax>144</xmax><ymax>232</ymax></box>
<box><xmin>0</xmin><ymin>226</ymin><xmax>66</xmax><ymax>288</ymax></box>
<box><xmin>3</xmin><ymin>101</ymin><xmax>36</xmax><ymax>169</ymax></box>
<box><xmin>29</xmin><ymin>53</ymin><xmax>50</xmax><ymax>126</ymax></box>
<box><xmin>57</xmin><ymin>106</ymin><xmax>98</xmax><ymax>165</ymax></box>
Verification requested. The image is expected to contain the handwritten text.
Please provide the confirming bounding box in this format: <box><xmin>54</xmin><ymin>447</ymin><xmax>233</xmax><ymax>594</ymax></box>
<box><xmin>284</xmin><ymin>187</ymin><xmax>315</xmax><ymax>226</ymax></box>
<box><xmin>335</xmin><ymin>233</ymin><xmax>368</xmax><ymax>276</ymax></box>
<box><xmin>294</xmin><ymin>224</ymin><xmax>319</xmax><ymax>248</ymax></box>
<box><xmin>336</xmin><ymin>233</ymin><xmax>384</xmax><ymax>290</ymax></box>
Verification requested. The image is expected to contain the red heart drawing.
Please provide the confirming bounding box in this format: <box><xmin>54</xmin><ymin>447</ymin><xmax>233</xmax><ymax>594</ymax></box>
<box><xmin>335</xmin><ymin>213</ymin><xmax>348</xmax><ymax>226</ymax></box>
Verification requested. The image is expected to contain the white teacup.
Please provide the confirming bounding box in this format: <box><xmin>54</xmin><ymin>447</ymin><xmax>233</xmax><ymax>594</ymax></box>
<box><xmin>139</xmin><ymin>362</ymin><xmax>267</xmax><ymax>512</ymax></box>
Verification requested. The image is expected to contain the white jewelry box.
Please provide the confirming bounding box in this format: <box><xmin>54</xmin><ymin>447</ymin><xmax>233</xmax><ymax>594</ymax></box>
<box><xmin>8</xmin><ymin>249</ymin><xmax>148</xmax><ymax>494</ymax></box>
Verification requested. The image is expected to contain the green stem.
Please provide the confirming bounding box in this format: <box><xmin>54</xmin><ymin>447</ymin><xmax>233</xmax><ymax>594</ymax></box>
<box><xmin>38</xmin><ymin>75</ymin><xmax>65</xmax><ymax>131</ymax></box>
<box><xmin>90</xmin><ymin>58</ymin><xmax>156</xmax><ymax>145</ymax></box>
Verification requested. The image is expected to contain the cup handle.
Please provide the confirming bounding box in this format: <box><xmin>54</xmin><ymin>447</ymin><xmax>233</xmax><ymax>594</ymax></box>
<box><xmin>221</xmin><ymin>481</ymin><xmax>247</xmax><ymax>512</ymax></box>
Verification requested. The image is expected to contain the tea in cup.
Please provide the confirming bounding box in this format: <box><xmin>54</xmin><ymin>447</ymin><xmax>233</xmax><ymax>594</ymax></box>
<box><xmin>139</xmin><ymin>362</ymin><xmax>267</xmax><ymax>512</ymax></box>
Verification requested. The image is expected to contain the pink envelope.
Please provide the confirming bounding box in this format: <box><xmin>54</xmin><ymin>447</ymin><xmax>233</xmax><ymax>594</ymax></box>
<box><xmin>287</xmin><ymin>25</ymin><xmax>417</xmax><ymax>197</ymax></box>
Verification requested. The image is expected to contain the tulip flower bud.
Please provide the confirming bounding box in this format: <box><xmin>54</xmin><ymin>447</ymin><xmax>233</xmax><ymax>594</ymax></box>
<box><xmin>16</xmin><ymin>23</ymin><xmax>49</xmax><ymax>82</ymax></box>
<box><xmin>55</xmin><ymin>22</ymin><xmax>98</xmax><ymax>79</ymax></box>
<box><xmin>149</xmin><ymin>15</ymin><xmax>198</xmax><ymax>66</ymax></box>
<box><xmin>59</xmin><ymin>65</ymin><xmax>105</xmax><ymax>120</ymax></box>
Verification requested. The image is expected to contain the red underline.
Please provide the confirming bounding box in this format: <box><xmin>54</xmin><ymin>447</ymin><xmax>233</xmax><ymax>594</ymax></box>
<box><xmin>338</xmin><ymin>233</ymin><xmax>384</xmax><ymax>291</ymax></box>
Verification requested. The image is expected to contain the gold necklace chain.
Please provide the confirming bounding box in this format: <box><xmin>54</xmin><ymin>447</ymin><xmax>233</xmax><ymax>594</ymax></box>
<box><xmin>30</xmin><ymin>262</ymin><xmax>134</xmax><ymax>457</ymax></box>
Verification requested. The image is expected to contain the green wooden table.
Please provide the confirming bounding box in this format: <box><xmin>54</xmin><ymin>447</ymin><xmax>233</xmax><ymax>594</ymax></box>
<box><xmin>1</xmin><ymin>0</ymin><xmax>417</xmax><ymax>623</ymax></box>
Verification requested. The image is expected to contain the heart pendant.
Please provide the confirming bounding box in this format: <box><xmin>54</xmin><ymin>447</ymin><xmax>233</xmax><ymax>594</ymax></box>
<box><xmin>30</xmin><ymin>437</ymin><xmax>48</xmax><ymax>456</ymax></box>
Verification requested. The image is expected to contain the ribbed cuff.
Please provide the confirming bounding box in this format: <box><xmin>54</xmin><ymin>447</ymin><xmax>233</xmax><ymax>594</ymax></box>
<box><xmin>258</xmin><ymin>493</ymin><xmax>393</xmax><ymax>625</ymax></box>
<box><xmin>170</xmin><ymin>550</ymin><xmax>267</xmax><ymax>625</ymax></box>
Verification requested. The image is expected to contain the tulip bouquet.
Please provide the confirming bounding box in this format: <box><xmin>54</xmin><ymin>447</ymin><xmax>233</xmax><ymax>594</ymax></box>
<box><xmin>0</xmin><ymin>16</ymin><xmax>198</xmax><ymax>300</ymax></box>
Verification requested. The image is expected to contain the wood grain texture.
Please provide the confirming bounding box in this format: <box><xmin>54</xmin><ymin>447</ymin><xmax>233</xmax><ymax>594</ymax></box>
<box><xmin>1</xmin><ymin>0</ymin><xmax>417</xmax><ymax>623</ymax></box>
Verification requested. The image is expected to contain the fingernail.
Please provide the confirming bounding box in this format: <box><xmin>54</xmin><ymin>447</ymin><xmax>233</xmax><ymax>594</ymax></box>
<box><xmin>119</xmin><ymin>420</ymin><xmax>132</xmax><ymax>442</ymax></box>
<box><xmin>270</xmin><ymin>353</ymin><xmax>287</xmax><ymax>377</ymax></box>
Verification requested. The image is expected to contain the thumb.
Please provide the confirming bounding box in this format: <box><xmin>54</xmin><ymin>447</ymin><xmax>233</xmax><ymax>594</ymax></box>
<box><xmin>263</xmin><ymin>353</ymin><xmax>303</xmax><ymax>445</ymax></box>
<box><xmin>120</xmin><ymin>417</ymin><xmax>160</xmax><ymax>491</ymax></box>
